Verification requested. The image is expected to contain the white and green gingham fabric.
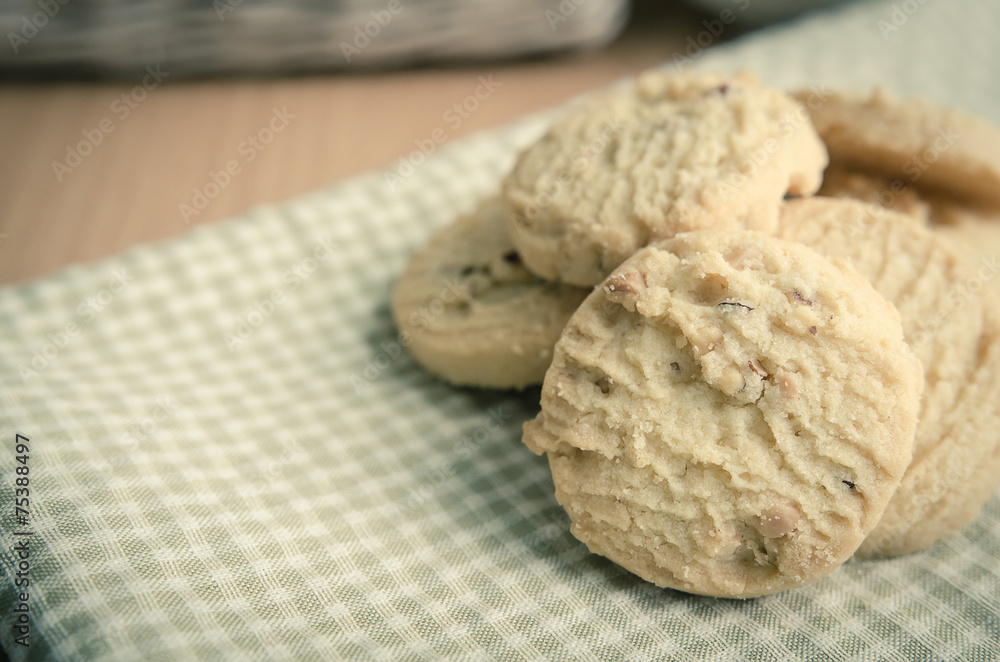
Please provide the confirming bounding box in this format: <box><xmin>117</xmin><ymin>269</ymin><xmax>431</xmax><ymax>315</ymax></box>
<box><xmin>2</xmin><ymin>0</ymin><xmax>1000</xmax><ymax>659</ymax></box>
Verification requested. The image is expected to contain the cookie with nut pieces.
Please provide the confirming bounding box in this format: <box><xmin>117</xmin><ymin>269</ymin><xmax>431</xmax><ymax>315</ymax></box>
<box><xmin>777</xmin><ymin>196</ymin><xmax>1000</xmax><ymax>557</ymax></box>
<box><xmin>392</xmin><ymin>197</ymin><xmax>590</xmax><ymax>390</ymax></box>
<box><xmin>523</xmin><ymin>229</ymin><xmax>922</xmax><ymax>597</ymax></box>
<box><xmin>504</xmin><ymin>69</ymin><xmax>828</xmax><ymax>286</ymax></box>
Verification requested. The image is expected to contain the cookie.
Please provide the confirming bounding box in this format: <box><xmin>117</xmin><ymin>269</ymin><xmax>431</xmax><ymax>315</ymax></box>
<box><xmin>796</xmin><ymin>88</ymin><xmax>1000</xmax><ymax>208</ymax></box>
<box><xmin>816</xmin><ymin>162</ymin><xmax>1000</xmax><ymax>274</ymax></box>
<box><xmin>523</xmin><ymin>230</ymin><xmax>922</xmax><ymax>597</ymax></box>
<box><xmin>817</xmin><ymin>167</ymin><xmax>932</xmax><ymax>221</ymax></box>
<box><xmin>392</xmin><ymin>197</ymin><xmax>590</xmax><ymax>390</ymax></box>
<box><xmin>777</xmin><ymin>197</ymin><xmax>1000</xmax><ymax>557</ymax></box>
<box><xmin>814</xmin><ymin>139</ymin><xmax>1000</xmax><ymax>299</ymax></box>
<box><xmin>504</xmin><ymin>70</ymin><xmax>828</xmax><ymax>286</ymax></box>
<box><xmin>936</xmin><ymin>212</ymin><xmax>1000</xmax><ymax>297</ymax></box>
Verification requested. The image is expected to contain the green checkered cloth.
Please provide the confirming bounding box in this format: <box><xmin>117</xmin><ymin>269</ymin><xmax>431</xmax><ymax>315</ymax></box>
<box><xmin>3</xmin><ymin>0</ymin><xmax>1000</xmax><ymax>659</ymax></box>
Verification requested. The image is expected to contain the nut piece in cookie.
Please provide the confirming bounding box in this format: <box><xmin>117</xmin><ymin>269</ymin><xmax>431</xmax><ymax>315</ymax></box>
<box><xmin>391</xmin><ymin>197</ymin><xmax>590</xmax><ymax>390</ymax></box>
<box><xmin>524</xmin><ymin>229</ymin><xmax>922</xmax><ymax>597</ymax></box>
<box><xmin>778</xmin><ymin>197</ymin><xmax>1000</xmax><ymax>558</ymax></box>
<box><xmin>504</xmin><ymin>70</ymin><xmax>828</xmax><ymax>286</ymax></box>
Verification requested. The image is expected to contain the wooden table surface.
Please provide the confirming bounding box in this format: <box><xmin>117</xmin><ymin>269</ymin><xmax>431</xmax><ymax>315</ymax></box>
<box><xmin>0</xmin><ymin>2</ymin><xmax>712</xmax><ymax>284</ymax></box>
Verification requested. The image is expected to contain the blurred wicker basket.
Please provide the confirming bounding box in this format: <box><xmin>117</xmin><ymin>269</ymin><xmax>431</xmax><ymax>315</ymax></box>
<box><xmin>0</xmin><ymin>0</ymin><xmax>630</xmax><ymax>76</ymax></box>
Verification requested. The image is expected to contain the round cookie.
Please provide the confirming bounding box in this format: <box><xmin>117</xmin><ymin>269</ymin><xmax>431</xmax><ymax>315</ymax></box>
<box><xmin>523</xmin><ymin>230</ymin><xmax>922</xmax><ymax>598</ymax></box>
<box><xmin>392</xmin><ymin>197</ymin><xmax>590</xmax><ymax>390</ymax></box>
<box><xmin>777</xmin><ymin>197</ymin><xmax>1000</xmax><ymax>557</ymax></box>
<box><xmin>795</xmin><ymin>88</ymin><xmax>1000</xmax><ymax>208</ymax></box>
<box><xmin>504</xmin><ymin>69</ymin><xmax>828</xmax><ymax>286</ymax></box>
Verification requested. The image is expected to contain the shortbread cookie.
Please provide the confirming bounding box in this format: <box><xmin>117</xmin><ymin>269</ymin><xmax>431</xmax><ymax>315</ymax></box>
<box><xmin>777</xmin><ymin>197</ymin><xmax>1000</xmax><ymax>557</ymax></box>
<box><xmin>797</xmin><ymin>88</ymin><xmax>1000</xmax><ymax>208</ymax></box>
<box><xmin>392</xmin><ymin>197</ymin><xmax>590</xmax><ymax>390</ymax></box>
<box><xmin>504</xmin><ymin>70</ymin><xmax>828</xmax><ymax>286</ymax></box>
<box><xmin>524</xmin><ymin>230</ymin><xmax>922</xmax><ymax>597</ymax></box>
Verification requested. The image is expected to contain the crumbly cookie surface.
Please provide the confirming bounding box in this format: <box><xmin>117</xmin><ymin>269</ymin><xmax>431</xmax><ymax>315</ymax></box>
<box><xmin>392</xmin><ymin>197</ymin><xmax>590</xmax><ymax>390</ymax></box>
<box><xmin>777</xmin><ymin>197</ymin><xmax>1000</xmax><ymax>557</ymax></box>
<box><xmin>797</xmin><ymin>88</ymin><xmax>1000</xmax><ymax>208</ymax></box>
<box><xmin>524</xmin><ymin>230</ymin><xmax>922</xmax><ymax>597</ymax></box>
<box><xmin>504</xmin><ymin>70</ymin><xmax>828</xmax><ymax>286</ymax></box>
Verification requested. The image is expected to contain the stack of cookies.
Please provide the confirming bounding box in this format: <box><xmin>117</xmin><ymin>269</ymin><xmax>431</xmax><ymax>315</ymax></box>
<box><xmin>392</xmin><ymin>69</ymin><xmax>1000</xmax><ymax>598</ymax></box>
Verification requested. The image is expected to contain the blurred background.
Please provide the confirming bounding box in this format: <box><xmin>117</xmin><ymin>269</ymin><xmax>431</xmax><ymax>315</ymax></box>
<box><xmin>0</xmin><ymin>0</ymin><xmax>856</xmax><ymax>283</ymax></box>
